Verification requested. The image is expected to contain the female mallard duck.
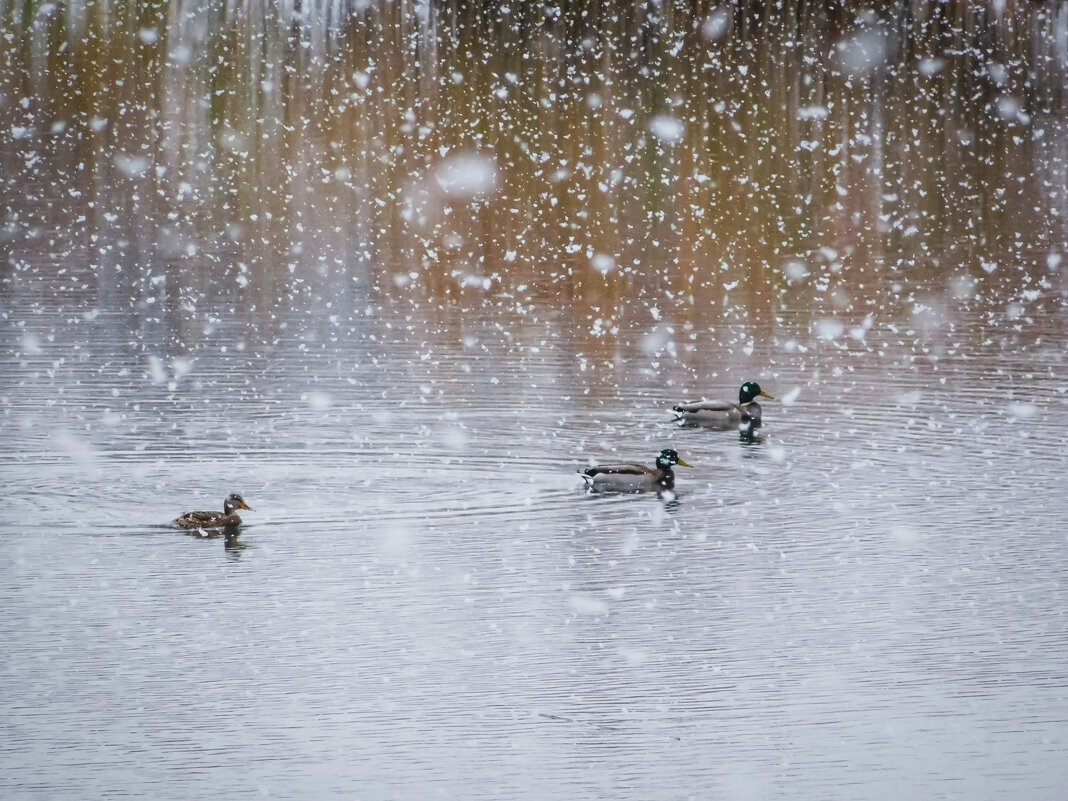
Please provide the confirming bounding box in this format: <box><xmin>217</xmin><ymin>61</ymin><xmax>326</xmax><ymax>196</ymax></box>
<box><xmin>672</xmin><ymin>381</ymin><xmax>774</xmax><ymax>430</ymax></box>
<box><xmin>580</xmin><ymin>448</ymin><xmax>693</xmax><ymax>492</ymax></box>
<box><xmin>173</xmin><ymin>493</ymin><xmax>253</xmax><ymax>530</ymax></box>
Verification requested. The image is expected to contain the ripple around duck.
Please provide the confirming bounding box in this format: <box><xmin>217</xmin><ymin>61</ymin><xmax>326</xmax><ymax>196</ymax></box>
<box><xmin>0</xmin><ymin>443</ymin><xmax>598</xmax><ymax>535</ymax></box>
<box><xmin>4</xmin><ymin>377</ymin><xmax>1064</xmax><ymax>537</ymax></box>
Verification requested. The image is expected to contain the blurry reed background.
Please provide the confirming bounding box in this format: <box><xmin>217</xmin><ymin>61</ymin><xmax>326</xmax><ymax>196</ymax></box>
<box><xmin>2</xmin><ymin>1</ymin><xmax>1065</xmax><ymax>327</ymax></box>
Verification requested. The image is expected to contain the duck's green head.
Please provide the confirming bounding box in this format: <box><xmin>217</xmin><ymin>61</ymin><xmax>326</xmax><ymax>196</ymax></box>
<box><xmin>657</xmin><ymin>449</ymin><xmax>692</xmax><ymax>468</ymax></box>
<box><xmin>739</xmin><ymin>381</ymin><xmax>774</xmax><ymax>404</ymax></box>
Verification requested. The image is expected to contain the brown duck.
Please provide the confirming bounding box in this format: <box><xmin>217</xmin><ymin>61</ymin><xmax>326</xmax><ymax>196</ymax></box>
<box><xmin>173</xmin><ymin>494</ymin><xmax>253</xmax><ymax>530</ymax></box>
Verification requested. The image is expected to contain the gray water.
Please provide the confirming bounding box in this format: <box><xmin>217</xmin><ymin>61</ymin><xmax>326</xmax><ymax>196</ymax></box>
<box><xmin>2</xmin><ymin>287</ymin><xmax>1066</xmax><ymax>800</ymax></box>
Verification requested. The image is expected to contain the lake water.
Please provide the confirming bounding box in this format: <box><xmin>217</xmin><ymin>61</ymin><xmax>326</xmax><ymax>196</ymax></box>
<box><xmin>2</xmin><ymin>1</ymin><xmax>1068</xmax><ymax>799</ymax></box>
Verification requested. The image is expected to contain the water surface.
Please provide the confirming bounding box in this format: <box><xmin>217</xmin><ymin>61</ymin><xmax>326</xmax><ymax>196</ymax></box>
<box><xmin>3</xmin><ymin>294</ymin><xmax>1066</xmax><ymax>800</ymax></box>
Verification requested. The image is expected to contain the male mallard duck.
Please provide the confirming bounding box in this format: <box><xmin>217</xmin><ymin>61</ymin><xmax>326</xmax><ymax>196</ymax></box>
<box><xmin>173</xmin><ymin>493</ymin><xmax>253</xmax><ymax>529</ymax></box>
<box><xmin>672</xmin><ymin>381</ymin><xmax>774</xmax><ymax>430</ymax></box>
<box><xmin>580</xmin><ymin>448</ymin><xmax>693</xmax><ymax>492</ymax></box>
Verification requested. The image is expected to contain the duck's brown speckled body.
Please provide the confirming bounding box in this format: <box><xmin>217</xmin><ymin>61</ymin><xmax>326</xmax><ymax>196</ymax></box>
<box><xmin>173</xmin><ymin>494</ymin><xmax>253</xmax><ymax>530</ymax></box>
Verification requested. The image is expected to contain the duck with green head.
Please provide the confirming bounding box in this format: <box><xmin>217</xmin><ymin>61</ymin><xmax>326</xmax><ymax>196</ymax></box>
<box><xmin>173</xmin><ymin>493</ymin><xmax>253</xmax><ymax>530</ymax></box>
<box><xmin>580</xmin><ymin>449</ymin><xmax>693</xmax><ymax>492</ymax></box>
<box><xmin>673</xmin><ymin>381</ymin><xmax>774</xmax><ymax>431</ymax></box>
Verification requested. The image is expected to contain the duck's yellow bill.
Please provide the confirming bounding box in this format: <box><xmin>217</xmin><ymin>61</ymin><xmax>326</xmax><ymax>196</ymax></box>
<box><xmin>676</xmin><ymin>459</ymin><xmax>694</xmax><ymax>468</ymax></box>
<box><xmin>759</xmin><ymin>390</ymin><xmax>774</xmax><ymax>399</ymax></box>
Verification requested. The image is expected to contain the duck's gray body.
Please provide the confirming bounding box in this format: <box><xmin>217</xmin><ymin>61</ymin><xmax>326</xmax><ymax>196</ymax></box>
<box><xmin>672</xmin><ymin>399</ymin><xmax>746</xmax><ymax>427</ymax></box>
<box><xmin>581</xmin><ymin>462</ymin><xmax>672</xmax><ymax>492</ymax></box>
<box><xmin>580</xmin><ymin>449</ymin><xmax>691</xmax><ymax>493</ymax></box>
<box><xmin>673</xmin><ymin>382</ymin><xmax>771</xmax><ymax>431</ymax></box>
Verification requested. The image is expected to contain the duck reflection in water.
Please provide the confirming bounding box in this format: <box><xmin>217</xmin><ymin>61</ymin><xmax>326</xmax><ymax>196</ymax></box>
<box><xmin>181</xmin><ymin>525</ymin><xmax>249</xmax><ymax>554</ymax></box>
<box><xmin>739</xmin><ymin>423</ymin><xmax>768</xmax><ymax>445</ymax></box>
<box><xmin>223</xmin><ymin>530</ymin><xmax>248</xmax><ymax>555</ymax></box>
<box><xmin>657</xmin><ymin>489</ymin><xmax>683</xmax><ymax>511</ymax></box>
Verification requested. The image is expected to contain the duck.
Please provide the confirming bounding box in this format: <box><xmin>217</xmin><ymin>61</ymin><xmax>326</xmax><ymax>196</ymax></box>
<box><xmin>672</xmin><ymin>381</ymin><xmax>774</xmax><ymax>430</ymax></box>
<box><xmin>580</xmin><ymin>448</ymin><xmax>692</xmax><ymax>492</ymax></box>
<box><xmin>173</xmin><ymin>493</ymin><xmax>253</xmax><ymax>530</ymax></box>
